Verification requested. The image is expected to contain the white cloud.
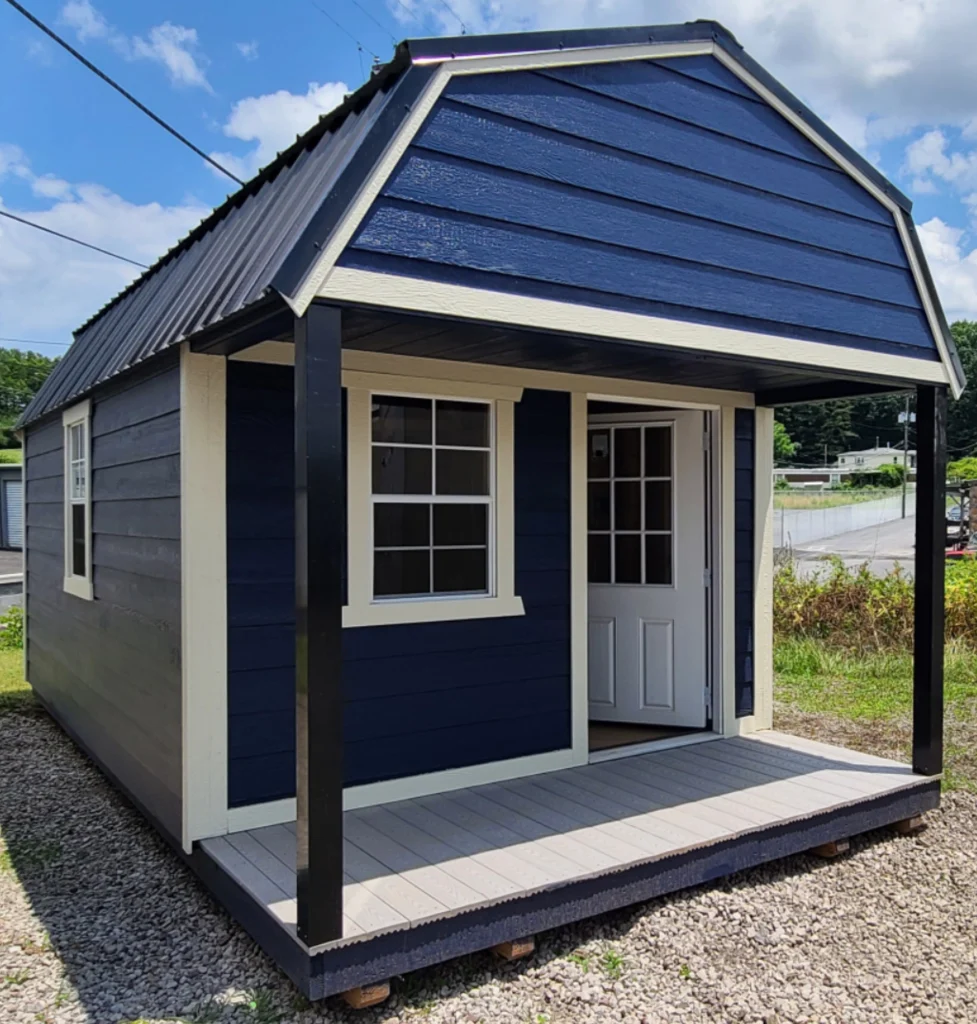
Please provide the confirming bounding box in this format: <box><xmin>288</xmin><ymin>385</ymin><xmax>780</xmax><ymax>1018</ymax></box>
<box><xmin>905</xmin><ymin>130</ymin><xmax>977</xmax><ymax>189</ymax></box>
<box><xmin>0</xmin><ymin>148</ymin><xmax>209</xmax><ymax>343</ymax></box>
<box><xmin>131</xmin><ymin>23</ymin><xmax>212</xmax><ymax>92</ymax></box>
<box><xmin>918</xmin><ymin>216</ymin><xmax>977</xmax><ymax>321</ymax></box>
<box><xmin>209</xmin><ymin>81</ymin><xmax>349</xmax><ymax>180</ymax></box>
<box><xmin>59</xmin><ymin>1</ymin><xmax>212</xmax><ymax>91</ymax></box>
<box><xmin>236</xmin><ymin>41</ymin><xmax>259</xmax><ymax>61</ymax></box>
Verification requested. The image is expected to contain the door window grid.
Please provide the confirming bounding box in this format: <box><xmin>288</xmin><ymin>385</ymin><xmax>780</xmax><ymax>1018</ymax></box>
<box><xmin>371</xmin><ymin>394</ymin><xmax>494</xmax><ymax>600</ymax></box>
<box><xmin>588</xmin><ymin>424</ymin><xmax>674</xmax><ymax>586</ymax></box>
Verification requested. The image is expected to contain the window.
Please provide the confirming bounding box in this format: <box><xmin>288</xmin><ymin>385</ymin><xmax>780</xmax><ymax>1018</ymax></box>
<box><xmin>587</xmin><ymin>423</ymin><xmax>673</xmax><ymax>586</ymax></box>
<box><xmin>62</xmin><ymin>400</ymin><xmax>92</xmax><ymax>600</ymax></box>
<box><xmin>343</xmin><ymin>374</ymin><xmax>524</xmax><ymax>627</ymax></box>
<box><xmin>371</xmin><ymin>395</ymin><xmax>491</xmax><ymax>599</ymax></box>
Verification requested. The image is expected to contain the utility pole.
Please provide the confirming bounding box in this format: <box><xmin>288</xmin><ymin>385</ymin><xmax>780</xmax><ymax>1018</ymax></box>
<box><xmin>900</xmin><ymin>397</ymin><xmax>914</xmax><ymax>519</ymax></box>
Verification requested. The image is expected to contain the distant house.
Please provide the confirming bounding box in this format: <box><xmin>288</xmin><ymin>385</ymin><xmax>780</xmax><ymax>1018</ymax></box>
<box><xmin>0</xmin><ymin>462</ymin><xmax>22</xmax><ymax>550</ymax></box>
<box><xmin>15</xmin><ymin>22</ymin><xmax>961</xmax><ymax>1005</ymax></box>
<box><xmin>836</xmin><ymin>446</ymin><xmax>916</xmax><ymax>470</ymax></box>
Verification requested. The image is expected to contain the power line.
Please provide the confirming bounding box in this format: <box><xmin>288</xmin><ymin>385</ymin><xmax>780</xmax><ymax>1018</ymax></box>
<box><xmin>0</xmin><ymin>209</ymin><xmax>149</xmax><ymax>268</ymax></box>
<box><xmin>307</xmin><ymin>0</ymin><xmax>380</xmax><ymax>60</ymax></box>
<box><xmin>344</xmin><ymin>0</ymin><xmax>398</xmax><ymax>43</ymax></box>
<box><xmin>435</xmin><ymin>0</ymin><xmax>467</xmax><ymax>33</ymax></box>
<box><xmin>3</xmin><ymin>0</ymin><xmax>244</xmax><ymax>186</ymax></box>
<box><xmin>0</xmin><ymin>337</ymin><xmax>71</xmax><ymax>349</ymax></box>
<box><xmin>388</xmin><ymin>0</ymin><xmax>420</xmax><ymax>22</ymax></box>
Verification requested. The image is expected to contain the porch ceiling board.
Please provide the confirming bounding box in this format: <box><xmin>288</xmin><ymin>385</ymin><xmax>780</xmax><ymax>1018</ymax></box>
<box><xmin>338</xmin><ymin>310</ymin><xmax>906</xmax><ymax>399</ymax></box>
<box><xmin>200</xmin><ymin>731</ymin><xmax>937</xmax><ymax>958</ymax></box>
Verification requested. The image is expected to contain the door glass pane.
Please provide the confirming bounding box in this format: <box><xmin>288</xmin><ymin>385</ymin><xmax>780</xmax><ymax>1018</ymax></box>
<box><xmin>644</xmin><ymin>481</ymin><xmax>672</xmax><ymax>531</ymax></box>
<box><xmin>588</xmin><ymin>430</ymin><xmax>610</xmax><ymax>479</ymax></box>
<box><xmin>435</xmin><ymin>401</ymin><xmax>489</xmax><ymax>448</ymax></box>
<box><xmin>614</xmin><ymin>428</ymin><xmax>640</xmax><ymax>478</ymax></box>
<box><xmin>644</xmin><ymin>426</ymin><xmax>671</xmax><ymax>477</ymax></box>
<box><xmin>614</xmin><ymin>481</ymin><xmax>640</xmax><ymax>531</ymax></box>
<box><xmin>435</xmin><ymin>450</ymin><xmax>489</xmax><ymax>495</ymax></box>
<box><xmin>433</xmin><ymin>548</ymin><xmax>488</xmax><ymax>593</ymax></box>
<box><xmin>433</xmin><ymin>504</ymin><xmax>487</xmax><ymax>546</ymax></box>
<box><xmin>373</xmin><ymin>447</ymin><xmax>432</xmax><ymax>494</ymax></box>
<box><xmin>588</xmin><ymin>534</ymin><xmax>610</xmax><ymax>583</ymax></box>
<box><xmin>372</xmin><ymin>396</ymin><xmax>432</xmax><ymax>444</ymax></box>
<box><xmin>588</xmin><ymin>481</ymin><xmax>610</xmax><ymax>531</ymax></box>
<box><xmin>615</xmin><ymin>534</ymin><xmax>641</xmax><ymax>583</ymax></box>
<box><xmin>374</xmin><ymin>549</ymin><xmax>430</xmax><ymax>596</ymax></box>
<box><xmin>645</xmin><ymin>534</ymin><xmax>673</xmax><ymax>585</ymax></box>
<box><xmin>71</xmin><ymin>504</ymin><xmax>86</xmax><ymax>577</ymax></box>
<box><xmin>374</xmin><ymin>504</ymin><xmax>429</xmax><ymax>548</ymax></box>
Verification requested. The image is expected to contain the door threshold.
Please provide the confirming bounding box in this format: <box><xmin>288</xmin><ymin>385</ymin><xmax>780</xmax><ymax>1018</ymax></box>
<box><xmin>588</xmin><ymin>730</ymin><xmax>721</xmax><ymax>764</ymax></box>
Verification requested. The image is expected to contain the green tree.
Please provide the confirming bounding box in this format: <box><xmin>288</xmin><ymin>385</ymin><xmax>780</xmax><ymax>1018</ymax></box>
<box><xmin>948</xmin><ymin>456</ymin><xmax>977</xmax><ymax>481</ymax></box>
<box><xmin>947</xmin><ymin>321</ymin><xmax>977</xmax><ymax>460</ymax></box>
<box><xmin>0</xmin><ymin>348</ymin><xmax>59</xmax><ymax>447</ymax></box>
<box><xmin>773</xmin><ymin>420</ymin><xmax>797</xmax><ymax>465</ymax></box>
<box><xmin>775</xmin><ymin>400</ymin><xmax>853</xmax><ymax>465</ymax></box>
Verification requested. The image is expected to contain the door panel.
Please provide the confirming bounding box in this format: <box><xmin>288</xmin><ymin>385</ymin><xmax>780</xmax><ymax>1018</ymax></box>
<box><xmin>587</xmin><ymin>411</ymin><xmax>708</xmax><ymax>728</ymax></box>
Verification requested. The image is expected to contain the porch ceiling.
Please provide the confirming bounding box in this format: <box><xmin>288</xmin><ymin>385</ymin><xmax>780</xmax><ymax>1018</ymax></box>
<box><xmin>339</xmin><ymin>310</ymin><xmax>907</xmax><ymax>404</ymax></box>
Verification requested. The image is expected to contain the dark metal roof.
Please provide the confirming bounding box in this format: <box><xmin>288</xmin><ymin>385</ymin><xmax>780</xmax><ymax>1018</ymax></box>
<box><xmin>19</xmin><ymin>20</ymin><xmax>960</xmax><ymax>427</ymax></box>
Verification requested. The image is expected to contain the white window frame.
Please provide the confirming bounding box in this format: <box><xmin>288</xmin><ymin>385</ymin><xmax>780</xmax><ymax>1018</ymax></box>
<box><xmin>62</xmin><ymin>399</ymin><xmax>93</xmax><ymax>600</ymax></box>
<box><xmin>343</xmin><ymin>371</ymin><xmax>524</xmax><ymax>627</ymax></box>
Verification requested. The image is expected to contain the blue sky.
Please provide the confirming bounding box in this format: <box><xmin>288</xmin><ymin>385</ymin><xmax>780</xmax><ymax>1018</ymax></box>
<box><xmin>3</xmin><ymin>0</ymin><xmax>977</xmax><ymax>358</ymax></box>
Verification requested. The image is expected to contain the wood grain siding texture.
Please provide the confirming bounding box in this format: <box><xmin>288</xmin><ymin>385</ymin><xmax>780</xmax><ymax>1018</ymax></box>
<box><xmin>24</xmin><ymin>360</ymin><xmax>183</xmax><ymax>840</ymax></box>
<box><xmin>339</xmin><ymin>56</ymin><xmax>936</xmax><ymax>363</ymax></box>
<box><xmin>734</xmin><ymin>408</ymin><xmax>755</xmax><ymax>718</ymax></box>
<box><xmin>226</xmin><ymin>363</ymin><xmax>572</xmax><ymax>807</ymax></box>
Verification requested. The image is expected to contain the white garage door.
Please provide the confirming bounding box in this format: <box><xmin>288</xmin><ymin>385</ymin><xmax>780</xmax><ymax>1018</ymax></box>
<box><xmin>4</xmin><ymin>479</ymin><xmax>23</xmax><ymax>549</ymax></box>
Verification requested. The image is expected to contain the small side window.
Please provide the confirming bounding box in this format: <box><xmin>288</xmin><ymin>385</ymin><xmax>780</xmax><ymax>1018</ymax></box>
<box><xmin>62</xmin><ymin>401</ymin><xmax>92</xmax><ymax>600</ymax></box>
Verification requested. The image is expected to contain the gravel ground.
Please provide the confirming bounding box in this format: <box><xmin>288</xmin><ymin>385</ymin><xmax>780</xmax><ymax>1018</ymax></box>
<box><xmin>3</xmin><ymin>704</ymin><xmax>977</xmax><ymax>1024</ymax></box>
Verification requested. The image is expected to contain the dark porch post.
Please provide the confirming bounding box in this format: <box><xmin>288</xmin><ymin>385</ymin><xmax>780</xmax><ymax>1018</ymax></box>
<box><xmin>295</xmin><ymin>301</ymin><xmax>344</xmax><ymax>945</ymax></box>
<box><xmin>913</xmin><ymin>384</ymin><xmax>947</xmax><ymax>777</ymax></box>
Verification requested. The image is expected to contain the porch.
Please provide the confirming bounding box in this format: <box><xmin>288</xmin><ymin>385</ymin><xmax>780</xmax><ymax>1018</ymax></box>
<box><xmin>198</xmin><ymin>731</ymin><xmax>938</xmax><ymax>998</ymax></box>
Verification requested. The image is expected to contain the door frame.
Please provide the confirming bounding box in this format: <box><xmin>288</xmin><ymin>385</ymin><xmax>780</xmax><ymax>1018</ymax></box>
<box><xmin>569</xmin><ymin>395</ymin><xmax>726</xmax><ymax>765</ymax></box>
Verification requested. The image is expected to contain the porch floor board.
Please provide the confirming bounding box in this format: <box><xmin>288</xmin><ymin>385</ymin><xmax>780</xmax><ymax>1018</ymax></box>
<box><xmin>201</xmin><ymin>731</ymin><xmax>935</xmax><ymax>951</ymax></box>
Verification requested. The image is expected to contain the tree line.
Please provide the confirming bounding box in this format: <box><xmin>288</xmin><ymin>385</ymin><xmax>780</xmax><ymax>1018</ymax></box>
<box><xmin>776</xmin><ymin>321</ymin><xmax>977</xmax><ymax>466</ymax></box>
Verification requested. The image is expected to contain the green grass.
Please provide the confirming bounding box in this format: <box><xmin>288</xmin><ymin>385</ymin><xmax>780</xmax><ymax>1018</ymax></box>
<box><xmin>0</xmin><ymin>649</ymin><xmax>31</xmax><ymax>713</ymax></box>
<box><xmin>774</xmin><ymin>637</ymin><xmax>977</xmax><ymax>790</ymax></box>
<box><xmin>774</xmin><ymin>488</ymin><xmax>902</xmax><ymax>510</ymax></box>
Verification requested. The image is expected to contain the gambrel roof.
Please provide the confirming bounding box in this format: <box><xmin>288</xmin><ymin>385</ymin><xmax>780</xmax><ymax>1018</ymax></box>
<box><xmin>20</xmin><ymin>20</ymin><xmax>963</xmax><ymax>427</ymax></box>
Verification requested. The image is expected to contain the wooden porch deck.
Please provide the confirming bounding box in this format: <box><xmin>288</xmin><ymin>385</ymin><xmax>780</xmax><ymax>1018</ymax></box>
<box><xmin>201</xmin><ymin>731</ymin><xmax>938</xmax><ymax>964</ymax></box>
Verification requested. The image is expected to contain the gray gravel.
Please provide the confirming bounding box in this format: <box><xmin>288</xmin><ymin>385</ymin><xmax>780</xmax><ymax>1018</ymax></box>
<box><xmin>3</xmin><ymin>704</ymin><xmax>977</xmax><ymax>1024</ymax></box>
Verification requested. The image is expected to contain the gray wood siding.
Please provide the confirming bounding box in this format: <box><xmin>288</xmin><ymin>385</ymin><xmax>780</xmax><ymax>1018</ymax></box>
<box><xmin>24</xmin><ymin>360</ymin><xmax>183</xmax><ymax>841</ymax></box>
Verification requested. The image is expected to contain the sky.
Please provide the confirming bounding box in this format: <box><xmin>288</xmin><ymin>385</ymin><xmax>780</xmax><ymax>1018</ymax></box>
<box><xmin>3</xmin><ymin>0</ymin><xmax>977</xmax><ymax>359</ymax></box>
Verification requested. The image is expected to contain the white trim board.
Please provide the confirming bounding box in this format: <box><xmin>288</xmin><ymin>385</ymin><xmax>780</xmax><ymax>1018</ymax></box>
<box><xmin>321</xmin><ymin>269</ymin><xmax>950</xmax><ymax>389</ymax></box>
<box><xmin>283</xmin><ymin>40</ymin><xmax>959</xmax><ymax>397</ymax></box>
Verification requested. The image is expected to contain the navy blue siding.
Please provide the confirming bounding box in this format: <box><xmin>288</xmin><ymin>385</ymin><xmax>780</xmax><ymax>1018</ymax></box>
<box><xmin>341</xmin><ymin>56</ymin><xmax>936</xmax><ymax>362</ymax></box>
<box><xmin>734</xmin><ymin>408</ymin><xmax>755</xmax><ymax>718</ymax></box>
<box><xmin>226</xmin><ymin>364</ymin><xmax>571</xmax><ymax>806</ymax></box>
<box><xmin>24</xmin><ymin>359</ymin><xmax>183</xmax><ymax>841</ymax></box>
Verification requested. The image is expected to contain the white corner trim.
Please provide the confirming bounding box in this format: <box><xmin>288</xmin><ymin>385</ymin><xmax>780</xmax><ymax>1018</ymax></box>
<box><xmin>344</xmin><ymin>594</ymin><xmax>525</xmax><ymax>628</ymax></box>
<box><xmin>180</xmin><ymin>347</ymin><xmax>229</xmax><ymax>852</ymax></box>
<box><xmin>343</xmin><ymin>749</ymin><xmax>576</xmax><ymax>810</ymax></box>
<box><xmin>569</xmin><ymin>392</ymin><xmax>589</xmax><ymax>765</ymax></box>
<box><xmin>323</xmin><ymin>268</ymin><xmax>950</xmax><ymax>388</ymax></box>
<box><xmin>61</xmin><ymin>398</ymin><xmax>90</xmax><ymax>425</ymax></box>
<box><xmin>711</xmin><ymin>47</ymin><xmax>961</xmax><ymax>399</ymax></box>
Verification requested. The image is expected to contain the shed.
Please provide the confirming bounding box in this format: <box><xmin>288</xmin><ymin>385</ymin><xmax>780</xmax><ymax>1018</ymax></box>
<box><xmin>17</xmin><ymin>22</ymin><xmax>957</xmax><ymax>1002</ymax></box>
<box><xmin>0</xmin><ymin>462</ymin><xmax>23</xmax><ymax>550</ymax></box>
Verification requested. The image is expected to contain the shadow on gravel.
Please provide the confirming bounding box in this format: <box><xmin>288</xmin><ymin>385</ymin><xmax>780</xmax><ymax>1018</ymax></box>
<box><xmin>0</xmin><ymin>703</ymin><xmax>924</xmax><ymax>1024</ymax></box>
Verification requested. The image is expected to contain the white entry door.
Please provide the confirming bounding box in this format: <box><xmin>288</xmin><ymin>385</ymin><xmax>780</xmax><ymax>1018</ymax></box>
<box><xmin>587</xmin><ymin>412</ymin><xmax>708</xmax><ymax>728</ymax></box>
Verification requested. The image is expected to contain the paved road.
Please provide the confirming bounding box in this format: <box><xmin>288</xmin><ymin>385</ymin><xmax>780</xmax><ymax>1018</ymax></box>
<box><xmin>787</xmin><ymin>514</ymin><xmax>915</xmax><ymax>577</ymax></box>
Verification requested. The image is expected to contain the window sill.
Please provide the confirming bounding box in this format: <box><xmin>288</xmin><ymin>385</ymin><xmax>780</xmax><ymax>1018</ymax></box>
<box><xmin>343</xmin><ymin>594</ymin><xmax>525</xmax><ymax>628</ymax></box>
<box><xmin>63</xmin><ymin>576</ymin><xmax>93</xmax><ymax>601</ymax></box>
